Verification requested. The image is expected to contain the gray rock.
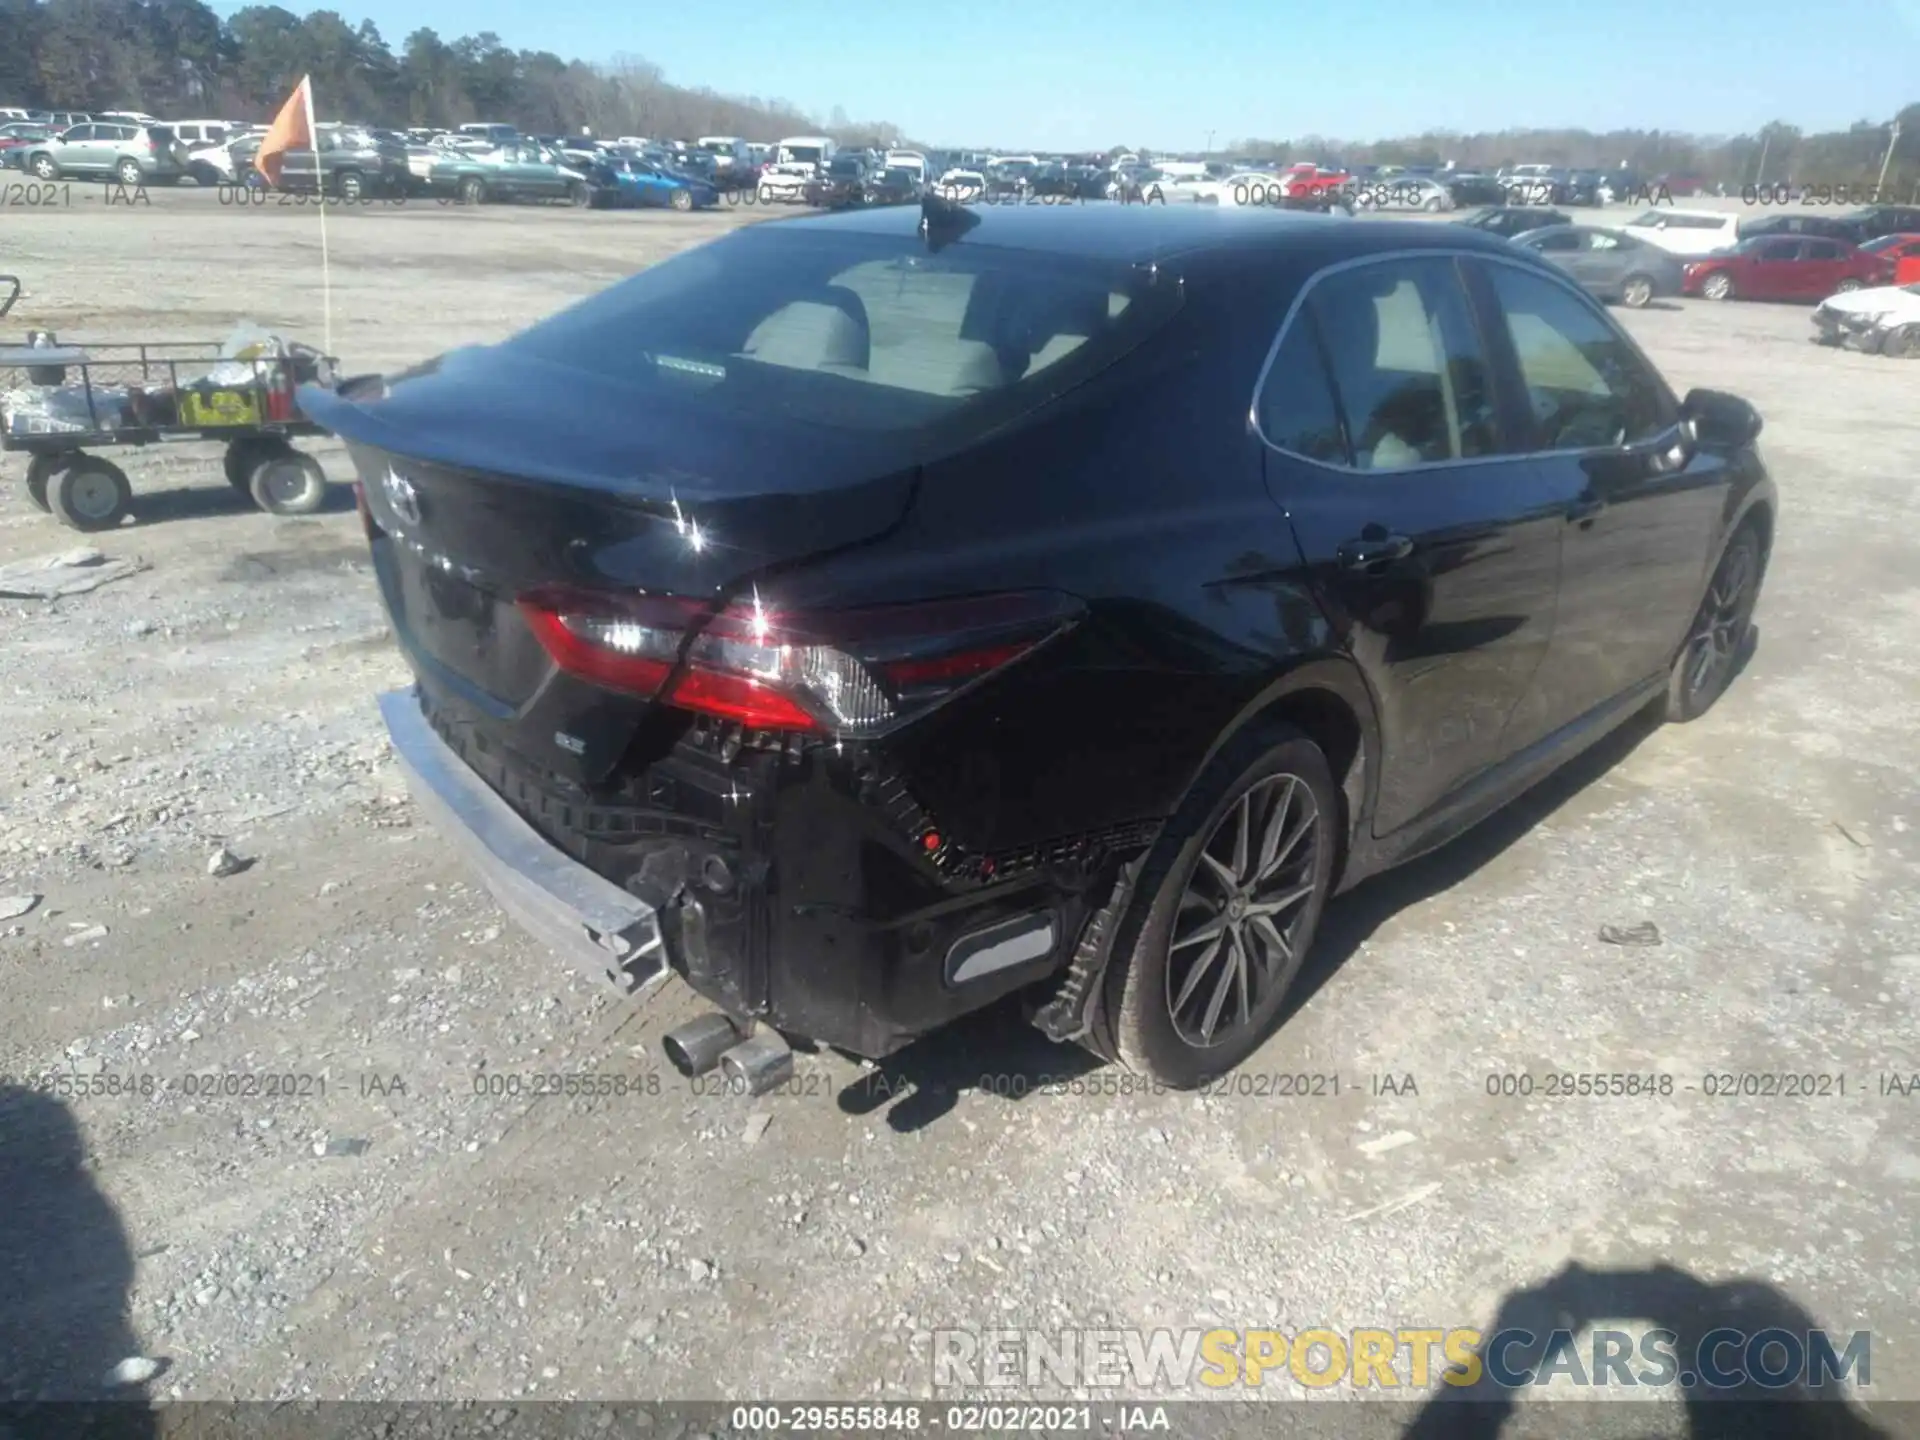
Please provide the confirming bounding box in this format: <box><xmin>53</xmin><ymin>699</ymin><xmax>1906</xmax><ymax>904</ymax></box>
<box><xmin>0</xmin><ymin>894</ymin><xmax>39</xmax><ymax>920</ymax></box>
<box><xmin>207</xmin><ymin>847</ymin><xmax>250</xmax><ymax>878</ymax></box>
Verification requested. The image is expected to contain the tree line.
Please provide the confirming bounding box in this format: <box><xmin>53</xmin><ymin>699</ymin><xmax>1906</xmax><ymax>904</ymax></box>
<box><xmin>1225</xmin><ymin>111</ymin><xmax>1920</xmax><ymax>190</ymax></box>
<box><xmin>0</xmin><ymin>0</ymin><xmax>1912</xmax><ymax>188</ymax></box>
<box><xmin>0</xmin><ymin>0</ymin><xmax>910</xmax><ymax>146</ymax></box>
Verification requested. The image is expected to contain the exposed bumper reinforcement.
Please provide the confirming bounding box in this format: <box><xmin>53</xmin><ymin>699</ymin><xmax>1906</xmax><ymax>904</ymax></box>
<box><xmin>377</xmin><ymin>686</ymin><xmax>669</xmax><ymax>997</ymax></box>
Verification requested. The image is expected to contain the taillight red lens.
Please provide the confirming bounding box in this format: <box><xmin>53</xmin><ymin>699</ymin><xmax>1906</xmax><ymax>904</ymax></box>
<box><xmin>518</xmin><ymin>587</ymin><xmax>702</xmax><ymax>699</ymax></box>
<box><xmin>517</xmin><ymin>586</ymin><xmax>1080</xmax><ymax>736</ymax></box>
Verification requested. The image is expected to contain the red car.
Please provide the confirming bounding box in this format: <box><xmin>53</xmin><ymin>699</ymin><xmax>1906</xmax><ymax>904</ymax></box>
<box><xmin>1280</xmin><ymin>162</ymin><xmax>1350</xmax><ymax>198</ymax></box>
<box><xmin>1861</xmin><ymin>232</ymin><xmax>1920</xmax><ymax>284</ymax></box>
<box><xmin>1683</xmin><ymin>235</ymin><xmax>1895</xmax><ymax>302</ymax></box>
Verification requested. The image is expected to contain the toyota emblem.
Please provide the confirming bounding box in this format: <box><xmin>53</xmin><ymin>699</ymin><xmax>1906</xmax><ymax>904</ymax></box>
<box><xmin>382</xmin><ymin>466</ymin><xmax>422</xmax><ymax>527</ymax></box>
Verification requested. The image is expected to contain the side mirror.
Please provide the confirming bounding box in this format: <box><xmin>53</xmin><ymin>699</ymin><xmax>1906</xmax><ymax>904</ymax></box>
<box><xmin>1682</xmin><ymin>388</ymin><xmax>1763</xmax><ymax>449</ymax></box>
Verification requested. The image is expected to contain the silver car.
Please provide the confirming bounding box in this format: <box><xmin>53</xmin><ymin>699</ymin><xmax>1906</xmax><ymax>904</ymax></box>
<box><xmin>1510</xmin><ymin>224</ymin><xmax>1687</xmax><ymax>308</ymax></box>
<box><xmin>1352</xmin><ymin>174</ymin><xmax>1455</xmax><ymax>212</ymax></box>
<box><xmin>18</xmin><ymin>121</ymin><xmax>189</xmax><ymax>185</ymax></box>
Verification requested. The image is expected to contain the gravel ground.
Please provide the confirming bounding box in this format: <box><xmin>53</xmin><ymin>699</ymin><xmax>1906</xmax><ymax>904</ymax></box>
<box><xmin>0</xmin><ymin>189</ymin><xmax>1915</xmax><ymax>1432</ymax></box>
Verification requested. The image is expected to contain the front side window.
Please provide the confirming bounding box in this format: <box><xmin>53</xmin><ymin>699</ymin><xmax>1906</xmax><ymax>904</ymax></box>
<box><xmin>1484</xmin><ymin>263</ymin><xmax>1674</xmax><ymax>451</ymax></box>
<box><xmin>1300</xmin><ymin>257</ymin><xmax>1500</xmax><ymax>471</ymax></box>
<box><xmin>1531</xmin><ymin>230</ymin><xmax>1583</xmax><ymax>253</ymax></box>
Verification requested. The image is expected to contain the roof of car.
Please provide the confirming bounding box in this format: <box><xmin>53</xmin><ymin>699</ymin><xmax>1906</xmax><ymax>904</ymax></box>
<box><xmin>772</xmin><ymin>202</ymin><xmax>1529</xmax><ymax>263</ymax></box>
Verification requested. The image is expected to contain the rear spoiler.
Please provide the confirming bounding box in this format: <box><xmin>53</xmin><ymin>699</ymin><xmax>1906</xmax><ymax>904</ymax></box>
<box><xmin>0</xmin><ymin>275</ymin><xmax>18</xmax><ymax>321</ymax></box>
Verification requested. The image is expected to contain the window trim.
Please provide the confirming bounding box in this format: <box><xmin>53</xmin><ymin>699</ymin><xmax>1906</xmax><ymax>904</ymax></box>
<box><xmin>1248</xmin><ymin>245</ymin><xmax>1682</xmax><ymax>474</ymax></box>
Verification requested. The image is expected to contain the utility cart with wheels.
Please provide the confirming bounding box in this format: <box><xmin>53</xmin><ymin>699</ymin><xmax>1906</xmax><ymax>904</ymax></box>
<box><xmin>0</xmin><ymin>275</ymin><xmax>340</xmax><ymax>531</ymax></box>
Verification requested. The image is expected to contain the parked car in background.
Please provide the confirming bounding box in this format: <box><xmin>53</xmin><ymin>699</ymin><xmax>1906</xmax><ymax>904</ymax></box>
<box><xmin>806</xmin><ymin>154</ymin><xmax>871</xmax><ymax>209</ymax></box>
<box><xmin>1622</xmin><ymin>208</ymin><xmax>1742</xmax><ymax>257</ymax></box>
<box><xmin>307</xmin><ymin>204</ymin><xmax>1773</xmax><ymax>1091</ymax></box>
<box><xmin>1654</xmin><ymin>172</ymin><xmax>1708</xmax><ymax>196</ymax></box>
<box><xmin>1441</xmin><ymin>172</ymin><xmax>1510</xmax><ymax>206</ymax></box>
<box><xmin>13</xmin><ymin>120</ymin><xmax>187</xmax><ymax>184</ymax></box>
<box><xmin>1353</xmin><ymin>175</ymin><xmax>1454</xmax><ymax>212</ymax></box>
<box><xmin>934</xmin><ymin>168</ymin><xmax>988</xmax><ymax>202</ymax></box>
<box><xmin>0</xmin><ymin>122</ymin><xmax>56</xmax><ymax>157</ymax></box>
<box><xmin>1190</xmin><ymin>171</ymin><xmax>1292</xmax><ymax>206</ymax></box>
<box><xmin>1511</xmin><ymin>225</ymin><xmax>1686</xmax><ymax>307</ymax></box>
<box><xmin>269</xmin><ymin>124</ymin><xmax>412</xmax><ymax>200</ymax></box>
<box><xmin>1737</xmin><ymin>213</ymin><xmax>1862</xmax><ymax>243</ymax></box>
<box><xmin>863</xmin><ymin>166</ymin><xmax>922</xmax><ymax>205</ymax></box>
<box><xmin>169</xmin><ymin>119</ymin><xmax>236</xmax><ymax>149</ymax></box>
<box><xmin>457</xmin><ymin>122</ymin><xmax>520</xmax><ymax>147</ymax></box>
<box><xmin>1455</xmin><ymin>205</ymin><xmax>1571</xmax><ymax>239</ymax></box>
<box><xmin>1811</xmin><ymin>278</ymin><xmax>1920</xmax><ymax>353</ymax></box>
<box><xmin>429</xmin><ymin>141</ymin><xmax>594</xmax><ymax>206</ymax></box>
<box><xmin>1684</xmin><ymin>235</ymin><xmax>1894</xmax><ymax>302</ymax></box>
<box><xmin>1859</xmin><ymin>232</ymin><xmax>1920</xmax><ymax>280</ymax></box>
<box><xmin>1834</xmin><ymin>205</ymin><xmax>1920</xmax><ymax>243</ymax></box>
<box><xmin>587</xmin><ymin>155</ymin><xmax>718</xmax><ymax>210</ymax></box>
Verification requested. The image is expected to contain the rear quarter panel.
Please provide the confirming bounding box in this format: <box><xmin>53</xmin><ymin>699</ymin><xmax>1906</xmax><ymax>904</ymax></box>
<box><xmin>765</xmin><ymin>250</ymin><xmax>1346</xmax><ymax>853</ymax></box>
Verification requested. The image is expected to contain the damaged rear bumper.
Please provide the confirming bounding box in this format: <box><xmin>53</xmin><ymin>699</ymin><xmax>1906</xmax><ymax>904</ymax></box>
<box><xmin>378</xmin><ymin>686</ymin><xmax>670</xmax><ymax>997</ymax></box>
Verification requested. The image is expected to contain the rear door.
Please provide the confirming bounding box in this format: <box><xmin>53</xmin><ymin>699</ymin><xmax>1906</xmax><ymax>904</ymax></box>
<box><xmin>1471</xmin><ymin>258</ymin><xmax>1725</xmax><ymax>738</ymax></box>
<box><xmin>1798</xmin><ymin>238</ymin><xmax>1849</xmax><ymax>296</ymax></box>
<box><xmin>1256</xmin><ymin>253</ymin><xmax>1579</xmax><ymax>837</ymax></box>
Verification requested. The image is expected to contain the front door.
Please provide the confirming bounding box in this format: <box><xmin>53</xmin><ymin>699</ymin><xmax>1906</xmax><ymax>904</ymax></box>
<box><xmin>1256</xmin><ymin>253</ymin><xmax>1578</xmax><ymax>837</ymax></box>
<box><xmin>1471</xmin><ymin>259</ymin><xmax>1727</xmax><ymax>739</ymax></box>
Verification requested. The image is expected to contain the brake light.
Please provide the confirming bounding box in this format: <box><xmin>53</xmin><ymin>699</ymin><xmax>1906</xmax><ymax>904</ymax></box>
<box><xmin>518</xmin><ymin>586</ymin><xmax>1080</xmax><ymax>736</ymax></box>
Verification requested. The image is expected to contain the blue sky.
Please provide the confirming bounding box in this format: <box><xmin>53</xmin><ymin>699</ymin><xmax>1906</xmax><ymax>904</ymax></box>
<box><xmin>245</xmin><ymin>0</ymin><xmax>1920</xmax><ymax>151</ymax></box>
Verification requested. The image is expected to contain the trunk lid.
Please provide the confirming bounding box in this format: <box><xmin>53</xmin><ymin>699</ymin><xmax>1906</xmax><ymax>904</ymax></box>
<box><xmin>303</xmin><ymin>345</ymin><xmax>919</xmax><ymax>773</ymax></box>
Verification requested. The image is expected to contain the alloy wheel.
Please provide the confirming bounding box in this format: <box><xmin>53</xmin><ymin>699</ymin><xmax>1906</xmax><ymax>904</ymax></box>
<box><xmin>1165</xmin><ymin>773</ymin><xmax>1320</xmax><ymax>1047</ymax></box>
<box><xmin>1704</xmin><ymin>273</ymin><xmax>1733</xmax><ymax>301</ymax></box>
<box><xmin>1682</xmin><ymin>535</ymin><xmax>1758</xmax><ymax>704</ymax></box>
<box><xmin>1622</xmin><ymin>276</ymin><xmax>1653</xmax><ymax>308</ymax></box>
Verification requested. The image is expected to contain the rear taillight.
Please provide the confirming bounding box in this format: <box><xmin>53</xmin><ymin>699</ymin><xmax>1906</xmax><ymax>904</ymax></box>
<box><xmin>518</xmin><ymin>586</ymin><xmax>1080</xmax><ymax>737</ymax></box>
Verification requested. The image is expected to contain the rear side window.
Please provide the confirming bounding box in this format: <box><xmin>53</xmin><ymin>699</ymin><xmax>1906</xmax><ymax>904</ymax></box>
<box><xmin>1531</xmin><ymin>230</ymin><xmax>1583</xmax><ymax>253</ymax></box>
<box><xmin>508</xmin><ymin>228</ymin><xmax>1181</xmax><ymax>435</ymax></box>
<box><xmin>1254</xmin><ymin>312</ymin><xmax>1348</xmax><ymax>465</ymax></box>
<box><xmin>1301</xmin><ymin>257</ymin><xmax>1499</xmax><ymax>471</ymax></box>
<box><xmin>1804</xmin><ymin>240</ymin><xmax>1843</xmax><ymax>260</ymax></box>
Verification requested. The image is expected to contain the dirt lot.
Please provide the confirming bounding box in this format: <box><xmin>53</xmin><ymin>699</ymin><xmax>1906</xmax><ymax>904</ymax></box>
<box><xmin>1</xmin><ymin>189</ymin><xmax>1916</xmax><ymax>1427</ymax></box>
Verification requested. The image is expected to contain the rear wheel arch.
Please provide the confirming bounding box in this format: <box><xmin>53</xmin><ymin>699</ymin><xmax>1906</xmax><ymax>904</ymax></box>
<box><xmin>1184</xmin><ymin>659</ymin><xmax>1380</xmax><ymax>870</ymax></box>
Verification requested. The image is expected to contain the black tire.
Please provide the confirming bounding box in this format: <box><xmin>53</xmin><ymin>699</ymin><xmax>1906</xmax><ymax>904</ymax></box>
<box><xmin>29</xmin><ymin>153</ymin><xmax>57</xmax><ymax>180</ymax></box>
<box><xmin>248</xmin><ymin>451</ymin><xmax>328</xmax><ymax>515</ymax></box>
<box><xmin>1620</xmin><ymin>274</ymin><xmax>1655</xmax><ymax>309</ymax></box>
<box><xmin>336</xmin><ymin>170</ymin><xmax>364</xmax><ymax>202</ymax></box>
<box><xmin>188</xmin><ymin>161</ymin><xmax>221</xmax><ymax>186</ymax></box>
<box><xmin>46</xmin><ymin>456</ymin><xmax>132</xmax><ymax>532</ymax></box>
<box><xmin>1701</xmin><ymin>271</ymin><xmax>1736</xmax><ymax>301</ymax></box>
<box><xmin>115</xmin><ymin>158</ymin><xmax>142</xmax><ymax>187</ymax></box>
<box><xmin>224</xmin><ymin>435</ymin><xmax>293</xmax><ymax>491</ymax></box>
<box><xmin>567</xmin><ymin>180</ymin><xmax>591</xmax><ymax>208</ymax></box>
<box><xmin>1832</xmin><ymin>278</ymin><xmax>1863</xmax><ymax>294</ymax></box>
<box><xmin>1096</xmin><ymin>725</ymin><xmax>1340</xmax><ymax>1088</ymax></box>
<box><xmin>1663</xmin><ymin>524</ymin><xmax>1763</xmax><ymax>723</ymax></box>
<box><xmin>25</xmin><ymin>452</ymin><xmax>75</xmax><ymax>511</ymax></box>
<box><xmin>458</xmin><ymin>176</ymin><xmax>485</xmax><ymax>206</ymax></box>
<box><xmin>1884</xmin><ymin>324</ymin><xmax>1920</xmax><ymax>358</ymax></box>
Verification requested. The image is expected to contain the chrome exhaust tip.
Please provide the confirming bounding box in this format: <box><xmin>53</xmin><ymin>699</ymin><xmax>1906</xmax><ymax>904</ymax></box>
<box><xmin>661</xmin><ymin>1013</ymin><xmax>743</xmax><ymax>1077</ymax></box>
<box><xmin>717</xmin><ymin>1032</ymin><xmax>794</xmax><ymax>1096</ymax></box>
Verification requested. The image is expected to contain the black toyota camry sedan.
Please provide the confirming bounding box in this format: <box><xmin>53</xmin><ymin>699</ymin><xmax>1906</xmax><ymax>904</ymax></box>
<box><xmin>303</xmin><ymin>199</ymin><xmax>1774</xmax><ymax>1091</ymax></box>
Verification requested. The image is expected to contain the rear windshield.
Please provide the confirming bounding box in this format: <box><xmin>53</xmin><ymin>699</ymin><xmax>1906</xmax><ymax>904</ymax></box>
<box><xmin>507</xmin><ymin>226</ymin><xmax>1182</xmax><ymax>436</ymax></box>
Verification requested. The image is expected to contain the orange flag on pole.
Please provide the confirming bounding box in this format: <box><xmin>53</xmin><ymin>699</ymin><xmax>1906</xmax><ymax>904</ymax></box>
<box><xmin>255</xmin><ymin>74</ymin><xmax>315</xmax><ymax>189</ymax></box>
